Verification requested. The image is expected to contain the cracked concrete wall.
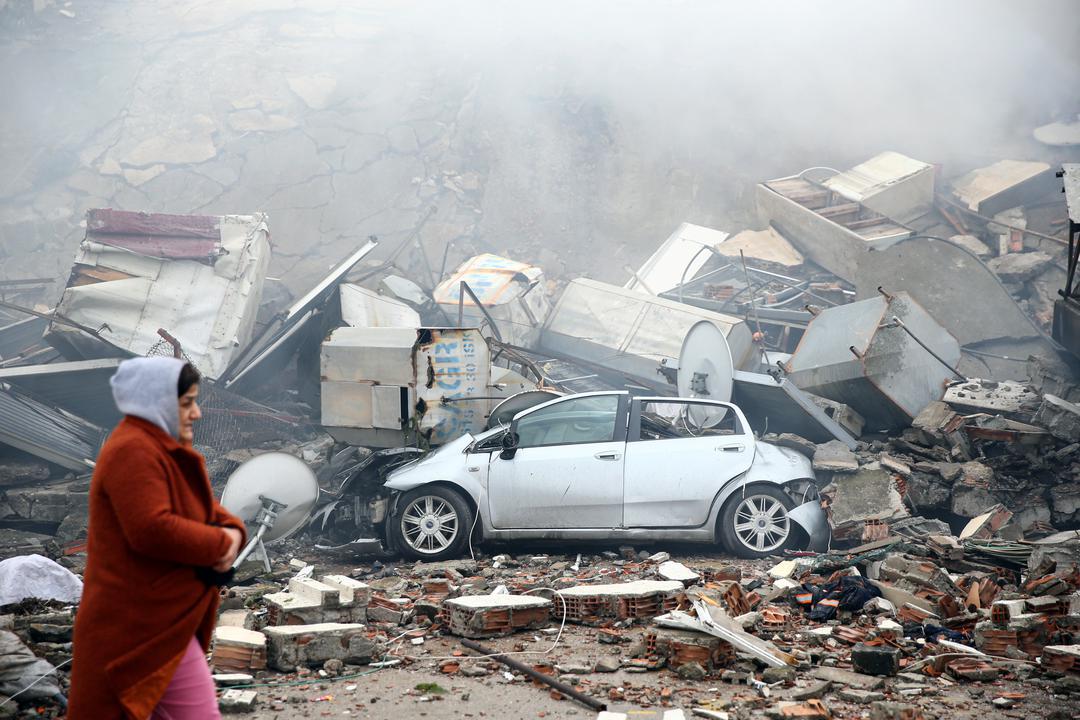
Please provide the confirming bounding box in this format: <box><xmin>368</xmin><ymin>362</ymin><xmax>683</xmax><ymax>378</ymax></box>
<box><xmin>1</xmin><ymin>0</ymin><xmax>1078</xmax><ymax>312</ymax></box>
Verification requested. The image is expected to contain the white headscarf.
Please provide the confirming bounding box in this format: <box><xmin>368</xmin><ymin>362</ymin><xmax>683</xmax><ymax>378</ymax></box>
<box><xmin>110</xmin><ymin>357</ymin><xmax>187</xmax><ymax>438</ymax></box>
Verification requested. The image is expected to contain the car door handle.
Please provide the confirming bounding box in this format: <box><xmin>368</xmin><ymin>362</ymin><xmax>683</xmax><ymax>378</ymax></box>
<box><xmin>594</xmin><ymin>451</ymin><xmax>621</xmax><ymax>460</ymax></box>
<box><xmin>717</xmin><ymin>444</ymin><xmax>744</xmax><ymax>452</ymax></box>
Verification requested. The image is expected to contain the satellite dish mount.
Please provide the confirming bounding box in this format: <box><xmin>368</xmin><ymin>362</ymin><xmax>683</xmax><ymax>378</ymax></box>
<box><xmin>233</xmin><ymin>495</ymin><xmax>290</xmax><ymax>572</ymax></box>
<box><xmin>220</xmin><ymin>452</ymin><xmax>320</xmax><ymax>574</ymax></box>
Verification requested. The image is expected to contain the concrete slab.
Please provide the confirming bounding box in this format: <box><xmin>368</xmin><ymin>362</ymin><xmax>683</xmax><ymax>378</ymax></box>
<box><xmin>264</xmin><ymin>622</ymin><xmax>376</xmax><ymax>671</ymax></box>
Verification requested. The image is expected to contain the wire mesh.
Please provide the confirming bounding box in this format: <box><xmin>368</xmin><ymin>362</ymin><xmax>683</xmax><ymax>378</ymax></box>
<box><xmin>145</xmin><ymin>339</ymin><xmax>312</xmax><ymax>483</ymax></box>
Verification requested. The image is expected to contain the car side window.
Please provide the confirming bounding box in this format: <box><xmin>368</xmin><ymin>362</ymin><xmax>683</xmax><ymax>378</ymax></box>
<box><xmin>637</xmin><ymin>400</ymin><xmax>742</xmax><ymax>440</ymax></box>
<box><xmin>515</xmin><ymin>395</ymin><xmax>620</xmax><ymax>448</ymax></box>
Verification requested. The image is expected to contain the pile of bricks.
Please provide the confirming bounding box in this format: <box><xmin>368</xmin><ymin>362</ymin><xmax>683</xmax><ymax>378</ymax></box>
<box><xmin>642</xmin><ymin>627</ymin><xmax>735</xmax><ymax>671</ymax></box>
<box><xmin>210</xmin><ymin>625</ymin><xmax>267</xmax><ymax>673</ymax></box>
<box><xmin>441</xmin><ymin>594</ymin><xmax>552</xmax><ymax>639</ymax></box>
<box><xmin>264</xmin><ymin>575</ymin><xmax>371</xmax><ymax>626</ymax></box>
<box><xmin>556</xmin><ymin>580</ymin><xmax>687</xmax><ymax>625</ymax></box>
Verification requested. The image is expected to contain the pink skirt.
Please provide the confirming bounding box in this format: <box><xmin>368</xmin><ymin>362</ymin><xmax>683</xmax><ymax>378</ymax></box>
<box><xmin>150</xmin><ymin>635</ymin><xmax>221</xmax><ymax>719</ymax></box>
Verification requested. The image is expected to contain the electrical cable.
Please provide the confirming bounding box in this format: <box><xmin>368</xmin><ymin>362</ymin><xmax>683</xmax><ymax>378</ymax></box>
<box><xmin>0</xmin><ymin>658</ymin><xmax>70</xmax><ymax>709</ymax></box>
<box><xmin>384</xmin><ymin>587</ymin><xmax>569</xmax><ymax>663</ymax></box>
<box><xmin>223</xmin><ymin>666</ymin><xmax>383</xmax><ymax>691</ymax></box>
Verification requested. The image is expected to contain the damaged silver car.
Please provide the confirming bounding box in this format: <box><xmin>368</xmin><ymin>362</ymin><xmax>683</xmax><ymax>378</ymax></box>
<box><xmin>382</xmin><ymin>391</ymin><xmax>829</xmax><ymax>561</ymax></box>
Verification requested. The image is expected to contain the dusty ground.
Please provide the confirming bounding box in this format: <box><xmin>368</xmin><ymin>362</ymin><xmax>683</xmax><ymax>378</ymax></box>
<box><xmin>224</xmin><ymin>545</ymin><xmax>1080</xmax><ymax>720</ymax></box>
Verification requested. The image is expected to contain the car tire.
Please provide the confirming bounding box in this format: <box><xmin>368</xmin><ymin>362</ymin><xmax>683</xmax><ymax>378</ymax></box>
<box><xmin>391</xmin><ymin>485</ymin><xmax>472</xmax><ymax>562</ymax></box>
<box><xmin>718</xmin><ymin>484</ymin><xmax>796</xmax><ymax>559</ymax></box>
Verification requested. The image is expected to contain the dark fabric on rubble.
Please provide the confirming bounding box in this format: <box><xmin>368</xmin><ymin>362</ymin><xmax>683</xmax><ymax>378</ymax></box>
<box><xmin>907</xmin><ymin>623</ymin><xmax>969</xmax><ymax>644</ymax></box>
<box><xmin>795</xmin><ymin>575</ymin><xmax>881</xmax><ymax>621</ymax></box>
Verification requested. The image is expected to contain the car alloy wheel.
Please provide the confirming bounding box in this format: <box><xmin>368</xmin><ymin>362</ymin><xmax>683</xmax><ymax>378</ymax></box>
<box><xmin>400</xmin><ymin>494</ymin><xmax>460</xmax><ymax>555</ymax></box>
<box><xmin>731</xmin><ymin>493</ymin><xmax>790</xmax><ymax>553</ymax></box>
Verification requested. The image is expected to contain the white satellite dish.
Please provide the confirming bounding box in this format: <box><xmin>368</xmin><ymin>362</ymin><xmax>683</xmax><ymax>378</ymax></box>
<box><xmin>220</xmin><ymin>452</ymin><xmax>319</xmax><ymax>571</ymax></box>
<box><xmin>677</xmin><ymin>320</ymin><xmax>735</xmax><ymax>427</ymax></box>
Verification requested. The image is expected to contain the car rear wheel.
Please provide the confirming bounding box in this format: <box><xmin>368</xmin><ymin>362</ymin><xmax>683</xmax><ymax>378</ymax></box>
<box><xmin>391</xmin><ymin>486</ymin><xmax>472</xmax><ymax>561</ymax></box>
<box><xmin>719</xmin><ymin>484</ymin><xmax>795</xmax><ymax>559</ymax></box>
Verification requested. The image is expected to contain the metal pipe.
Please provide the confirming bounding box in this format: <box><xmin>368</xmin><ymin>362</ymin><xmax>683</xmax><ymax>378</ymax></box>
<box><xmin>459</xmin><ymin>281</ymin><xmax>503</xmax><ymax>342</ymax></box>
<box><xmin>460</xmin><ymin>639</ymin><xmax>607</xmax><ymax>712</ymax></box>
<box><xmin>937</xmin><ymin>194</ymin><xmax>1067</xmax><ymax>247</ymax></box>
<box><xmin>0</xmin><ymin>298</ymin><xmax>107</xmax><ymax>339</ymax></box>
<box><xmin>745</xmin><ymin>267</ymin><xmax>839</xmax><ymax>307</ymax></box>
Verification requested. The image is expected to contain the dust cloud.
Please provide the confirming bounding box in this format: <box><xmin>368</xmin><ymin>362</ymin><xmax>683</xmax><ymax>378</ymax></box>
<box><xmin>0</xmin><ymin>0</ymin><xmax>1077</xmax><ymax>293</ymax></box>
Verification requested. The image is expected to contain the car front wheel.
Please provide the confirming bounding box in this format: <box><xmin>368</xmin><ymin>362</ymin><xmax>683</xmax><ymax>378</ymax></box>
<box><xmin>391</xmin><ymin>486</ymin><xmax>472</xmax><ymax>561</ymax></box>
<box><xmin>719</xmin><ymin>484</ymin><xmax>795</xmax><ymax>559</ymax></box>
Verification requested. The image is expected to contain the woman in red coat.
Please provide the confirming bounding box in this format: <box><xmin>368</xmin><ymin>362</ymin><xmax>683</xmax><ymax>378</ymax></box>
<box><xmin>69</xmin><ymin>358</ymin><xmax>246</xmax><ymax>719</ymax></box>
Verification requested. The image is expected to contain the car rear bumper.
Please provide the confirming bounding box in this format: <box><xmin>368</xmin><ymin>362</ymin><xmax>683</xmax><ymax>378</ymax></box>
<box><xmin>788</xmin><ymin>500</ymin><xmax>830</xmax><ymax>552</ymax></box>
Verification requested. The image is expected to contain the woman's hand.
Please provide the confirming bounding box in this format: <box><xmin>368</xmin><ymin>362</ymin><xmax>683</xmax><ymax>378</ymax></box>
<box><xmin>213</xmin><ymin>527</ymin><xmax>243</xmax><ymax>572</ymax></box>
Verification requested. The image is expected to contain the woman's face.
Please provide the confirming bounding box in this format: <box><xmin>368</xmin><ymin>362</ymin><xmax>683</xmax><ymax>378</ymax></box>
<box><xmin>178</xmin><ymin>383</ymin><xmax>202</xmax><ymax>445</ymax></box>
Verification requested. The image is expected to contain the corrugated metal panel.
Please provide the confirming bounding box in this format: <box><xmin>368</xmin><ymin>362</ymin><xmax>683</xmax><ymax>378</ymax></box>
<box><xmin>0</xmin><ymin>358</ymin><xmax>122</xmax><ymax>427</ymax></box>
<box><xmin>86</xmin><ymin>209</ymin><xmax>220</xmax><ymax>260</ymax></box>
<box><xmin>0</xmin><ymin>383</ymin><xmax>104</xmax><ymax>470</ymax></box>
<box><xmin>0</xmin><ymin>316</ymin><xmax>49</xmax><ymax>363</ymax></box>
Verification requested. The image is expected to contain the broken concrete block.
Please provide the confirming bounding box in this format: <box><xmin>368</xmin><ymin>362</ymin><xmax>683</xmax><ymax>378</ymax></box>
<box><xmin>264</xmin><ymin>623</ymin><xmax>376</xmax><ymax>671</ymax></box>
<box><xmin>657</xmin><ymin>561</ymin><xmax>700</xmax><ymax>585</ymax></box>
<box><xmin>911</xmin><ymin>401</ymin><xmax>966</xmax><ymax>449</ymax></box>
<box><xmin>868</xmin><ymin>701</ymin><xmax>924</xmax><ymax>720</ymax></box>
<box><xmin>320</xmin><ymin>575</ymin><xmax>372</xmax><ymax>607</ymax></box>
<box><xmin>851</xmin><ymin>643</ymin><xmax>900</xmax><ymax>676</ymax></box>
<box><xmin>823</xmin><ymin>462</ymin><xmax>907</xmax><ymax>527</ymax></box>
<box><xmin>218</xmin><ymin>609</ymin><xmax>255</xmax><ymax>629</ymax></box>
<box><xmin>951</xmin><ymin>485</ymin><xmax>1003</xmax><ymax>519</ymax></box>
<box><xmin>812</xmin><ymin>440</ymin><xmax>859</xmax><ymax>473</ymax></box>
<box><xmin>265</xmin><ymin>574</ymin><xmax>367</xmax><ymax>626</ymax></box>
<box><xmin>943</xmin><ymin>379</ymin><xmax>1040</xmax><ymax>420</ymax></box>
<box><xmin>1033</xmin><ymin>394</ymin><xmax>1080</xmax><ymax>442</ymax></box>
<box><xmin>987</xmin><ymin>251</ymin><xmax>1053</xmax><ymax>284</ymax></box>
<box><xmin>837</xmin><ymin>688</ymin><xmax>885</xmax><ymax>704</ymax></box>
<box><xmin>442</xmin><ymin>594</ymin><xmax>551</xmax><ymax>638</ymax></box>
<box><xmin>557</xmin><ymin>580</ymin><xmax>685</xmax><ymax>625</ymax></box>
<box><xmin>905</xmin><ymin>471</ymin><xmax>951</xmax><ymax>510</ymax></box>
<box><xmin>958</xmin><ymin>504</ymin><xmax>1012</xmax><ymax>540</ymax></box>
<box><xmin>773</xmin><ymin>433</ymin><xmax>818</xmax><ymax>458</ymax></box>
<box><xmin>219</xmin><ymin>689</ymin><xmax>257</xmax><ymax>713</ymax></box>
<box><xmin>768</xmin><ymin>560</ymin><xmax>800</xmax><ymax>580</ymax></box>
<box><xmin>288</xmin><ymin>577</ymin><xmax>340</xmax><ymax>608</ymax></box>
<box><xmin>808</xmin><ymin>666</ymin><xmax>885</xmax><ymax>689</ymax></box>
<box><xmin>0</xmin><ymin>460</ymin><xmax>50</xmax><ymax>488</ymax></box>
<box><xmin>948</xmin><ymin>234</ymin><xmax>991</xmax><ymax>258</ymax></box>
<box><xmin>211</xmin><ymin>626</ymin><xmax>267</xmax><ymax>673</ymax></box>
<box><xmin>808</xmin><ymin>396</ymin><xmax>865</xmax><ymax>437</ymax></box>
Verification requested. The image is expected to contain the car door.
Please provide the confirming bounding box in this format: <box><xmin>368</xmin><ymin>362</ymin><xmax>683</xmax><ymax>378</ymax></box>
<box><xmin>622</xmin><ymin>398</ymin><xmax>754</xmax><ymax>527</ymax></box>
<box><xmin>487</xmin><ymin>393</ymin><xmax>627</xmax><ymax>529</ymax></box>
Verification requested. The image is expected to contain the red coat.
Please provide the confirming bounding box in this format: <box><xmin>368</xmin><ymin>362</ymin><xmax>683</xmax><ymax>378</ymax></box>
<box><xmin>68</xmin><ymin>416</ymin><xmax>246</xmax><ymax>719</ymax></box>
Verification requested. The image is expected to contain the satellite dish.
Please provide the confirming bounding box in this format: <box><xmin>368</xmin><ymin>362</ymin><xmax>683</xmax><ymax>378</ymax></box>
<box><xmin>221</xmin><ymin>452</ymin><xmax>319</xmax><ymax>571</ymax></box>
<box><xmin>677</xmin><ymin>321</ymin><xmax>735</xmax><ymax>427</ymax></box>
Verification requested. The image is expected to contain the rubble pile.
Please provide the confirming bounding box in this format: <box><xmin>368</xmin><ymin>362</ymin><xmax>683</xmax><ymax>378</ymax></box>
<box><xmin>14</xmin><ymin>540</ymin><xmax>1080</xmax><ymax>717</ymax></box>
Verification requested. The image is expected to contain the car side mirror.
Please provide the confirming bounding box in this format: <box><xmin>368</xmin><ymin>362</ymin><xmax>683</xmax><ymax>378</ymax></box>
<box><xmin>499</xmin><ymin>431</ymin><xmax>519</xmax><ymax>460</ymax></box>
